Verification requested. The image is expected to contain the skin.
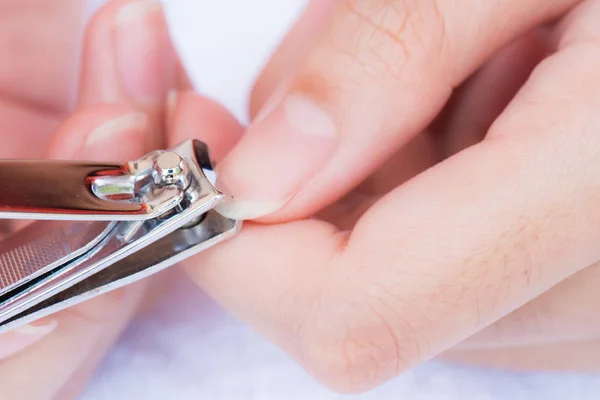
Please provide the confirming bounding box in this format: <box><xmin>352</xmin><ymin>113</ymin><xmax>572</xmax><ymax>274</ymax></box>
<box><xmin>184</xmin><ymin>0</ymin><xmax>600</xmax><ymax>393</ymax></box>
<box><xmin>4</xmin><ymin>0</ymin><xmax>600</xmax><ymax>398</ymax></box>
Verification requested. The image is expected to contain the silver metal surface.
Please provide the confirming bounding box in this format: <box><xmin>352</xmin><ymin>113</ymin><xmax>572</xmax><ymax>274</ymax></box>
<box><xmin>0</xmin><ymin>161</ymin><xmax>143</xmax><ymax>218</ymax></box>
<box><xmin>153</xmin><ymin>151</ymin><xmax>191</xmax><ymax>188</ymax></box>
<box><xmin>0</xmin><ymin>220</ymin><xmax>113</xmax><ymax>293</ymax></box>
<box><xmin>0</xmin><ymin>209</ymin><xmax>239</xmax><ymax>332</ymax></box>
<box><xmin>0</xmin><ymin>150</ymin><xmax>187</xmax><ymax>221</ymax></box>
<box><xmin>0</xmin><ymin>139</ymin><xmax>242</xmax><ymax>332</ymax></box>
<box><xmin>90</xmin><ymin>173</ymin><xmax>137</xmax><ymax>203</ymax></box>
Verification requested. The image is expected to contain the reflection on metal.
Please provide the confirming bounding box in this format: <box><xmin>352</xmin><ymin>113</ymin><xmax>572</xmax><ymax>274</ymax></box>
<box><xmin>0</xmin><ymin>140</ymin><xmax>242</xmax><ymax>332</ymax></box>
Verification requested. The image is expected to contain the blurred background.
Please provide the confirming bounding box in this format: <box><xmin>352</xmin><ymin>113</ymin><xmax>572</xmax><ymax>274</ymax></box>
<box><xmin>80</xmin><ymin>1</ymin><xmax>600</xmax><ymax>399</ymax></box>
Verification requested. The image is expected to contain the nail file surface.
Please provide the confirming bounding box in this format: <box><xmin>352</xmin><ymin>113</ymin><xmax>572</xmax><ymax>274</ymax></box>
<box><xmin>0</xmin><ymin>221</ymin><xmax>112</xmax><ymax>293</ymax></box>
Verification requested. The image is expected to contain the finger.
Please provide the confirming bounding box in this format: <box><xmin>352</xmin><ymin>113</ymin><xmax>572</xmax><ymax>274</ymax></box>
<box><xmin>166</xmin><ymin>90</ymin><xmax>244</xmax><ymax>163</ymax></box>
<box><xmin>432</xmin><ymin>30</ymin><xmax>549</xmax><ymax>158</ymax></box>
<box><xmin>0</xmin><ymin>0</ymin><xmax>84</xmax><ymax>111</ymax></box>
<box><xmin>315</xmin><ymin>131</ymin><xmax>436</xmax><ymax>230</ymax></box>
<box><xmin>458</xmin><ymin>262</ymin><xmax>600</xmax><ymax>349</ymax></box>
<box><xmin>186</xmin><ymin>0</ymin><xmax>600</xmax><ymax>392</ymax></box>
<box><xmin>216</xmin><ymin>0</ymin><xmax>581</xmax><ymax>221</ymax></box>
<box><xmin>0</xmin><ymin>286</ymin><xmax>144</xmax><ymax>400</ymax></box>
<box><xmin>454</xmin><ymin>13</ymin><xmax>600</xmax><ymax>349</ymax></box>
<box><xmin>442</xmin><ymin>338</ymin><xmax>600</xmax><ymax>372</ymax></box>
<box><xmin>78</xmin><ymin>0</ymin><xmax>180</xmax><ymax>151</ymax></box>
<box><xmin>0</xmin><ymin>0</ymin><xmax>86</xmax><ymax>160</ymax></box>
<box><xmin>249</xmin><ymin>0</ymin><xmax>339</xmax><ymax>118</ymax></box>
<box><xmin>0</xmin><ymin>96</ymin><xmax>65</xmax><ymax>159</ymax></box>
<box><xmin>48</xmin><ymin>103</ymin><xmax>147</xmax><ymax>161</ymax></box>
<box><xmin>51</xmin><ymin>311</ymin><xmax>140</xmax><ymax>400</ymax></box>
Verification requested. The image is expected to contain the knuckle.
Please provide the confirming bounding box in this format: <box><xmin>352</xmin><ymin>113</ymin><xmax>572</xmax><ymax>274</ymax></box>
<box><xmin>329</xmin><ymin>0</ymin><xmax>449</xmax><ymax>81</ymax></box>
<box><xmin>292</xmin><ymin>0</ymin><xmax>453</xmax><ymax>129</ymax></box>
<box><xmin>297</xmin><ymin>282</ymin><xmax>420</xmax><ymax>393</ymax></box>
<box><xmin>300</xmin><ymin>328</ymin><xmax>401</xmax><ymax>393</ymax></box>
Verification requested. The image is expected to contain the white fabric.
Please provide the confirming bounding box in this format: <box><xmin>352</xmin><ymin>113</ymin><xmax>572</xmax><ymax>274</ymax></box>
<box><xmin>81</xmin><ymin>1</ymin><xmax>600</xmax><ymax>399</ymax></box>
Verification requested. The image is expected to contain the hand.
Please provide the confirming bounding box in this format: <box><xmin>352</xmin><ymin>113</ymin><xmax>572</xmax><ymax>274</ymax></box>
<box><xmin>177</xmin><ymin>0</ymin><xmax>600</xmax><ymax>393</ymax></box>
<box><xmin>0</xmin><ymin>0</ymin><xmax>196</xmax><ymax>398</ymax></box>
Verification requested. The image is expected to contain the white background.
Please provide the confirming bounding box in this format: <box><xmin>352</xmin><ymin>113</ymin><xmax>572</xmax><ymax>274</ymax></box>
<box><xmin>81</xmin><ymin>1</ymin><xmax>600</xmax><ymax>399</ymax></box>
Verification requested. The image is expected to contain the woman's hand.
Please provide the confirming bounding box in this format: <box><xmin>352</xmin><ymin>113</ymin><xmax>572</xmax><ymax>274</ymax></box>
<box><xmin>0</xmin><ymin>0</ymin><xmax>191</xmax><ymax>398</ymax></box>
<box><xmin>178</xmin><ymin>0</ymin><xmax>600</xmax><ymax>393</ymax></box>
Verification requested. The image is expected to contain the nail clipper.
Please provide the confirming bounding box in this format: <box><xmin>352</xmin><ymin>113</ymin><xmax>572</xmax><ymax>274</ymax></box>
<box><xmin>0</xmin><ymin>139</ymin><xmax>241</xmax><ymax>332</ymax></box>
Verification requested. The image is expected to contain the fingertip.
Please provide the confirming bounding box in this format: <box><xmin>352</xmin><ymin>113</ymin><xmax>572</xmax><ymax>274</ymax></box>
<box><xmin>0</xmin><ymin>319</ymin><xmax>58</xmax><ymax>361</ymax></box>
<box><xmin>78</xmin><ymin>0</ymin><xmax>123</xmax><ymax>106</ymax></box>
<box><xmin>215</xmin><ymin>91</ymin><xmax>338</xmax><ymax>221</ymax></box>
<box><xmin>167</xmin><ymin>90</ymin><xmax>244</xmax><ymax>162</ymax></box>
<box><xmin>214</xmin><ymin>198</ymin><xmax>290</xmax><ymax>221</ymax></box>
<box><xmin>79</xmin><ymin>0</ymin><xmax>175</xmax><ymax>106</ymax></box>
<box><xmin>47</xmin><ymin>104</ymin><xmax>147</xmax><ymax>161</ymax></box>
<box><xmin>166</xmin><ymin>91</ymin><xmax>296</xmax><ymax>221</ymax></box>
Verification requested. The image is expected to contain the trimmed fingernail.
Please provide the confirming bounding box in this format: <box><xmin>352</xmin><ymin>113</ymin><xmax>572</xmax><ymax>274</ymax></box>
<box><xmin>0</xmin><ymin>320</ymin><xmax>57</xmax><ymax>360</ymax></box>
<box><xmin>216</xmin><ymin>93</ymin><xmax>337</xmax><ymax>219</ymax></box>
<box><xmin>215</xmin><ymin>196</ymin><xmax>290</xmax><ymax>221</ymax></box>
<box><xmin>83</xmin><ymin>113</ymin><xmax>147</xmax><ymax>159</ymax></box>
<box><xmin>115</xmin><ymin>0</ymin><xmax>176</xmax><ymax>102</ymax></box>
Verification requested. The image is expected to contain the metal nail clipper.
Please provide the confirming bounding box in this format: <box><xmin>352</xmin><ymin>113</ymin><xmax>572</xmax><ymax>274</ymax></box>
<box><xmin>0</xmin><ymin>139</ymin><xmax>241</xmax><ymax>333</ymax></box>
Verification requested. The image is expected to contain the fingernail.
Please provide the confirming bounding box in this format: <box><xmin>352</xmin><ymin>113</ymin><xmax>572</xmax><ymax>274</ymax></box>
<box><xmin>83</xmin><ymin>113</ymin><xmax>147</xmax><ymax>159</ymax></box>
<box><xmin>166</xmin><ymin>89</ymin><xmax>178</xmax><ymax>116</ymax></box>
<box><xmin>0</xmin><ymin>320</ymin><xmax>57</xmax><ymax>360</ymax></box>
<box><xmin>216</xmin><ymin>93</ymin><xmax>337</xmax><ymax>220</ymax></box>
<box><xmin>115</xmin><ymin>0</ymin><xmax>176</xmax><ymax>103</ymax></box>
<box><xmin>165</xmin><ymin>89</ymin><xmax>180</xmax><ymax>132</ymax></box>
